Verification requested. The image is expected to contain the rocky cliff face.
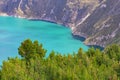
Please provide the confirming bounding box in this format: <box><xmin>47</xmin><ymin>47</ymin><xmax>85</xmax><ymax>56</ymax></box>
<box><xmin>0</xmin><ymin>0</ymin><xmax>119</xmax><ymax>47</ymax></box>
<box><xmin>0</xmin><ymin>0</ymin><xmax>100</xmax><ymax>26</ymax></box>
<box><xmin>74</xmin><ymin>0</ymin><xmax>120</xmax><ymax>47</ymax></box>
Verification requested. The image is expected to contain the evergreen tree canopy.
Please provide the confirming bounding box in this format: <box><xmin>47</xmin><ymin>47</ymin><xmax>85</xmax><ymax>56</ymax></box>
<box><xmin>18</xmin><ymin>39</ymin><xmax>47</xmax><ymax>60</ymax></box>
<box><xmin>0</xmin><ymin>40</ymin><xmax>120</xmax><ymax>80</ymax></box>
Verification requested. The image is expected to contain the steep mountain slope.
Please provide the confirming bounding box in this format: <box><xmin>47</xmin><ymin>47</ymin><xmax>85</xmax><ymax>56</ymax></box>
<box><xmin>0</xmin><ymin>0</ymin><xmax>100</xmax><ymax>26</ymax></box>
<box><xmin>0</xmin><ymin>0</ymin><xmax>119</xmax><ymax>47</ymax></box>
<box><xmin>73</xmin><ymin>0</ymin><xmax>120</xmax><ymax>47</ymax></box>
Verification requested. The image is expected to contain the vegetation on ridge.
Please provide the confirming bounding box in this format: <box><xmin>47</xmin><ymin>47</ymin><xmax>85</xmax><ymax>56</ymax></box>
<box><xmin>0</xmin><ymin>39</ymin><xmax>120</xmax><ymax>80</ymax></box>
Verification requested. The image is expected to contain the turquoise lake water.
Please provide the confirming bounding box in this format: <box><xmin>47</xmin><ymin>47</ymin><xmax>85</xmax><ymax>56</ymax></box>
<box><xmin>0</xmin><ymin>16</ymin><xmax>89</xmax><ymax>65</ymax></box>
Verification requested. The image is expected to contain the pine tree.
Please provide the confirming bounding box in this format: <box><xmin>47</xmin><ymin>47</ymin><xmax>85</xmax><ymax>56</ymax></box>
<box><xmin>18</xmin><ymin>39</ymin><xmax>46</xmax><ymax>60</ymax></box>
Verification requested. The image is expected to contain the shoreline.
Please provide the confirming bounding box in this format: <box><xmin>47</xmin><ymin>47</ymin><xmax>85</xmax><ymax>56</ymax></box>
<box><xmin>29</xmin><ymin>18</ymin><xmax>57</xmax><ymax>24</ymax></box>
<box><xmin>72</xmin><ymin>34</ymin><xmax>86</xmax><ymax>42</ymax></box>
<box><xmin>87</xmin><ymin>45</ymin><xmax>104</xmax><ymax>51</ymax></box>
<box><xmin>29</xmin><ymin>18</ymin><xmax>105</xmax><ymax>50</ymax></box>
<box><xmin>0</xmin><ymin>14</ymin><xmax>104</xmax><ymax>50</ymax></box>
<box><xmin>28</xmin><ymin>18</ymin><xmax>68</xmax><ymax>28</ymax></box>
<box><xmin>72</xmin><ymin>34</ymin><xmax>104</xmax><ymax>50</ymax></box>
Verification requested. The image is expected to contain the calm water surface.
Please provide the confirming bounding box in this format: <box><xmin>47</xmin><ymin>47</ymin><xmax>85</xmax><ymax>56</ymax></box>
<box><xmin>0</xmin><ymin>16</ymin><xmax>89</xmax><ymax>65</ymax></box>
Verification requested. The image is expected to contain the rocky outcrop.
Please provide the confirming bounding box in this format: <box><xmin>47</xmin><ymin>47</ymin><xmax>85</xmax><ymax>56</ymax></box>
<box><xmin>0</xmin><ymin>0</ymin><xmax>120</xmax><ymax>47</ymax></box>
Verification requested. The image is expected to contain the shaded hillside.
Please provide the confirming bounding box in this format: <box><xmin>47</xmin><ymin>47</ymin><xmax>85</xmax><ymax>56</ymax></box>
<box><xmin>73</xmin><ymin>0</ymin><xmax>120</xmax><ymax>47</ymax></box>
<box><xmin>0</xmin><ymin>0</ymin><xmax>100</xmax><ymax>25</ymax></box>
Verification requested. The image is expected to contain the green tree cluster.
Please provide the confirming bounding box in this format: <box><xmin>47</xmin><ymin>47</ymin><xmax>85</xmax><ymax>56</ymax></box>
<box><xmin>0</xmin><ymin>39</ymin><xmax>120</xmax><ymax>80</ymax></box>
<box><xmin>18</xmin><ymin>39</ymin><xmax>46</xmax><ymax>60</ymax></box>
